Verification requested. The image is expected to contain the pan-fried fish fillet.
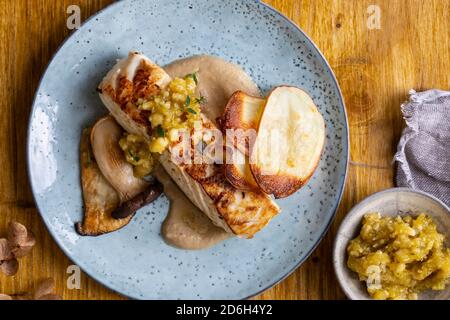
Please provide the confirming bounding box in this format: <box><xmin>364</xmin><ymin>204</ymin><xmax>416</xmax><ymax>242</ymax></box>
<box><xmin>98</xmin><ymin>52</ymin><xmax>280</xmax><ymax>237</ymax></box>
<box><xmin>99</xmin><ymin>51</ymin><xmax>171</xmax><ymax>137</ymax></box>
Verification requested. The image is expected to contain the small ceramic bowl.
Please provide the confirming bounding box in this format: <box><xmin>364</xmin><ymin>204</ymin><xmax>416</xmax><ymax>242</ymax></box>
<box><xmin>333</xmin><ymin>187</ymin><xmax>450</xmax><ymax>300</ymax></box>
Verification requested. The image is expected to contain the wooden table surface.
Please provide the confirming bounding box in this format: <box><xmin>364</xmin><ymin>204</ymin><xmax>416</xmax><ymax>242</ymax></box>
<box><xmin>0</xmin><ymin>0</ymin><xmax>448</xmax><ymax>300</ymax></box>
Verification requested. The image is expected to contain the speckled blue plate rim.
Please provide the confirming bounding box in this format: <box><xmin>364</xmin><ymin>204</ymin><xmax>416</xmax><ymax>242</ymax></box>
<box><xmin>242</xmin><ymin>0</ymin><xmax>349</xmax><ymax>299</ymax></box>
<box><xmin>26</xmin><ymin>0</ymin><xmax>350</xmax><ymax>300</ymax></box>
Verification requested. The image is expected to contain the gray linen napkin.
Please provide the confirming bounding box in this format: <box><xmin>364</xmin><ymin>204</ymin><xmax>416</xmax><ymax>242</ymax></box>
<box><xmin>394</xmin><ymin>89</ymin><xmax>450</xmax><ymax>207</ymax></box>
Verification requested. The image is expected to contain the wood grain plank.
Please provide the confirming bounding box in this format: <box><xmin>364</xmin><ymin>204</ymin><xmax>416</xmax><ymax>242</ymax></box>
<box><xmin>0</xmin><ymin>0</ymin><xmax>120</xmax><ymax>300</ymax></box>
<box><xmin>0</xmin><ymin>0</ymin><xmax>449</xmax><ymax>300</ymax></box>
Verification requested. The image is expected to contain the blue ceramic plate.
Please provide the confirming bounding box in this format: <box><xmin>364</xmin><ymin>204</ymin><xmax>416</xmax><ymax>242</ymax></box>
<box><xmin>27</xmin><ymin>0</ymin><xmax>348</xmax><ymax>299</ymax></box>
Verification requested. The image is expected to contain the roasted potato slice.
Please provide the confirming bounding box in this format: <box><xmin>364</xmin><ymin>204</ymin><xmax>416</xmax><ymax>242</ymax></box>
<box><xmin>224</xmin><ymin>147</ymin><xmax>260</xmax><ymax>191</ymax></box>
<box><xmin>250</xmin><ymin>86</ymin><xmax>325</xmax><ymax>198</ymax></box>
<box><xmin>221</xmin><ymin>91</ymin><xmax>265</xmax><ymax>155</ymax></box>
<box><xmin>221</xmin><ymin>91</ymin><xmax>265</xmax><ymax>190</ymax></box>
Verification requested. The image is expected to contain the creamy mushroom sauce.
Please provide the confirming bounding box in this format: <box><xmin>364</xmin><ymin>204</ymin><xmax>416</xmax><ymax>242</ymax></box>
<box><xmin>154</xmin><ymin>166</ymin><xmax>230</xmax><ymax>250</ymax></box>
<box><xmin>157</xmin><ymin>55</ymin><xmax>261</xmax><ymax>249</ymax></box>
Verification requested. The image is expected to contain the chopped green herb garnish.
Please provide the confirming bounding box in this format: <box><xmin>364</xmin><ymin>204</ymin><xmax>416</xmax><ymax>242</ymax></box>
<box><xmin>187</xmin><ymin>108</ymin><xmax>197</xmax><ymax>115</ymax></box>
<box><xmin>128</xmin><ymin>150</ymin><xmax>140</xmax><ymax>162</ymax></box>
<box><xmin>84</xmin><ymin>152</ymin><xmax>92</xmax><ymax>168</ymax></box>
<box><xmin>185</xmin><ymin>95</ymin><xmax>191</xmax><ymax>107</ymax></box>
<box><xmin>157</xmin><ymin>126</ymin><xmax>165</xmax><ymax>137</ymax></box>
<box><xmin>187</xmin><ymin>72</ymin><xmax>198</xmax><ymax>85</ymax></box>
<box><xmin>195</xmin><ymin>96</ymin><xmax>207</xmax><ymax>105</ymax></box>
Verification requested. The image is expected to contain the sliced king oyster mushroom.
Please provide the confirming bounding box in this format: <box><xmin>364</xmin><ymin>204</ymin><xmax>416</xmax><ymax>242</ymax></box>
<box><xmin>90</xmin><ymin>115</ymin><xmax>149</xmax><ymax>202</ymax></box>
<box><xmin>76</xmin><ymin>127</ymin><xmax>125</xmax><ymax>236</ymax></box>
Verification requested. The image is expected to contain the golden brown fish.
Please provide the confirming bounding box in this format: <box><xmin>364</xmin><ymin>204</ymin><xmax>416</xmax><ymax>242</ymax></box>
<box><xmin>98</xmin><ymin>52</ymin><xmax>280</xmax><ymax>238</ymax></box>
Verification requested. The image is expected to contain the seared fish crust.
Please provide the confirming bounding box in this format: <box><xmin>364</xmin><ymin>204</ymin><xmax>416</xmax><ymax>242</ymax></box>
<box><xmin>98</xmin><ymin>52</ymin><xmax>280</xmax><ymax>238</ymax></box>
